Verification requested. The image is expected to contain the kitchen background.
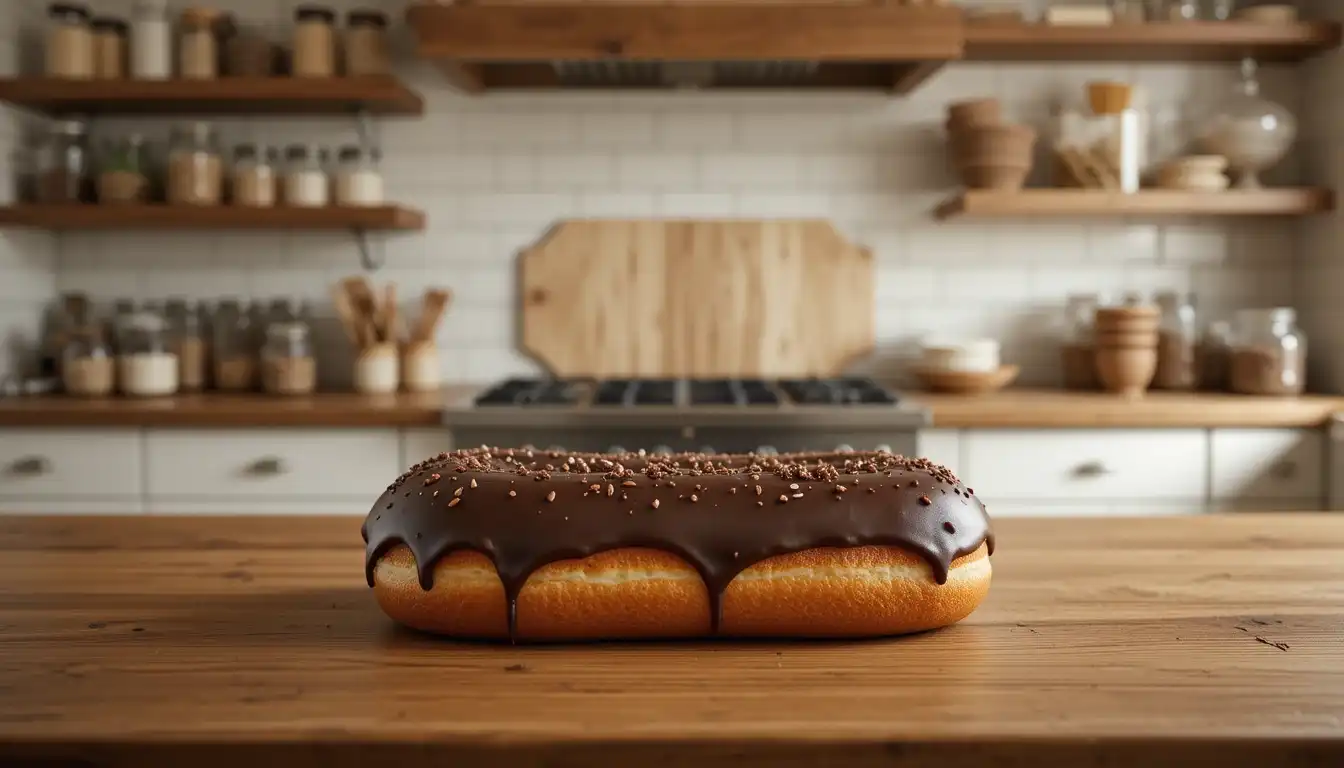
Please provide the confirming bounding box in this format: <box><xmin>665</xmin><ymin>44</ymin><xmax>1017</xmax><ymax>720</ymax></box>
<box><xmin>0</xmin><ymin>0</ymin><xmax>1340</xmax><ymax>389</ymax></box>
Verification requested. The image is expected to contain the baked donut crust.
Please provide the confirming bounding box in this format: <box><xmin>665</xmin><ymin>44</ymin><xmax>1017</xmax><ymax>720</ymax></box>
<box><xmin>373</xmin><ymin>542</ymin><xmax>992</xmax><ymax>641</ymax></box>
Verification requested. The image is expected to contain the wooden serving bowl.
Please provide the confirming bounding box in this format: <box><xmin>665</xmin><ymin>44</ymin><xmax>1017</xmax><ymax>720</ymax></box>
<box><xmin>1095</xmin><ymin>347</ymin><xmax>1157</xmax><ymax>399</ymax></box>
<box><xmin>1094</xmin><ymin>329</ymin><xmax>1159</xmax><ymax>349</ymax></box>
<box><xmin>947</xmin><ymin>98</ymin><xmax>1002</xmax><ymax>130</ymax></box>
<box><xmin>916</xmin><ymin>364</ymin><xmax>1020</xmax><ymax>395</ymax></box>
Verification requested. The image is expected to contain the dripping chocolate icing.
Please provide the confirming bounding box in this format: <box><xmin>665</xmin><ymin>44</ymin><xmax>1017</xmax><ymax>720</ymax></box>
<box><xmin>361</xmin><ymin>448</ymin><xmax>994</xmax><ymax>638</ymax></box>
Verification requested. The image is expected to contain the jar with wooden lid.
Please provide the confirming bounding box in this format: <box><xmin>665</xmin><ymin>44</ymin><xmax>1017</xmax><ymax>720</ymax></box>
<box><xmin>130</xmin><ymin>0</ymin><xmax>171</xmax><ymax>80</ymax></box>
<box><xmin>97</xmin><ymin>134</ymin><xmax>151</xmax><ymax>205</ymax></box>
<box><xmin>334</xmin><ymin>145</ymin><xmax>384</xmax><ymax>206</ymax></box>
<box><xmin>180</xmin><ymin>7</ymin><xmax>220</xmax><ymax>80</ymax></box>
<box><xmin>283</xmin><ymin>144</ymin><xmax>330</xmax><ymax>207</ymax></box>
<box><xmin>166</xmin><ymin>298</ymin><xmax>207</xmax><ymax>393</ymax></box>
<box><xmin>262</xmin><ymin>322</ymin><xmax>318</xmax><ymax>396</ymax></box>
<box><xmin>46</xmin><ymin>3</ymin><xmax>95</xmax><ymax>80</ymax></box>
<box><xmin>226</xmin><ymin>25</ymin><xmax>276</xmax><ymax>76</ymax></box>
<box><xmin>62</xmin><ymin>328</ymin><xmax>115</xmax><ymax>398</ymax></box>
<box><xmin>212</xmin><ymin>299</ymin><xmax>258</xmax><ymax>392</ymax></box>
<box><xmin>167</xmin><ymin>122</ymin><xmax>223</xmax><ymax>206</ymax></box>
<box><xmin>231</xmin><ymin>144</ymin><xmax>278</xmax><ymax>208</ymax></box>
<box><xmin>36</xmin><ymin>119</ymin><xmax>91</xmax><ymax>204</ymax></box>
<box><xmin>345</xmin><ymin>10</ymin><xmax>390</xmax><ymax>76</ymax></box>
<box><xmin>1229</xmin><ymin>308</ymin><xmax>1307</xmax><ymax>396</ymax></box>
<box><xmin>116</xmin><ymin>311</ymin><xmax>179</xmax><ymax>398</ymax></box>
<box><xmin>92</xmin><ymin>17</ymin><xmax>127</xmax><ymax>79</ymax></box>
<box><xmin>1153</xmin><ymin>291</ymin><xmax>1197</xmax><ymax>391</ymax></box>
<box><xmin>293</xmin><ymin>5</ymin><xmax>337</xmax><ymax>78</ymax></box>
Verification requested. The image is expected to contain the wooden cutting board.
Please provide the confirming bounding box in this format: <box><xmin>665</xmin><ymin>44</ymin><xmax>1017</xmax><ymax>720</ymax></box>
<box><xmin>519</xmin><ymin>219</ymin><xmax>874</xmax><ymax>378</ymax></box>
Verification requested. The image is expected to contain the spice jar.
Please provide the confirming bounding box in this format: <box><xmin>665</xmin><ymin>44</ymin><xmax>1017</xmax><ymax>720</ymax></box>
<box><xmin>226</xmin><ymin>25</ymin><xmax>276</xmax><ymax>76</ymax></box>
<box><xmin>97</xmin><ymin>134</ymin><xmax>151</xmax><ymax>205</ymax></box>
<box><xmin>92</xmin><ymin>17</ymin><xmax>128</xmax><ymax>79</ymax></box>
<box><xmin>212</xmin><ymin>299</ymin><xmax>258</xmax><ymax>391</ymax></box>
<box><xmin>231</xmin><ymin>144</ymin><xmax>278</xmax><ymax>208</ymax></box>
<box><xmin>46</xmin><ymin>3</ymin><xmax>95</xmax><ymax>80</ymax></box>
<box><xmin>293</xmin><ymin>5</ymin><xmax>337</xmax><ymax>78</ymax></box>
<box><xmin>36</xmin><ymin>119</ymin><xmax>91</xmax><ymax>204</ymax></box>
<box><xmin>131</xmin><ymin>0</ymin><xmax>172</xmax><ymax>80</ymax></box>
<box><xmin>262</xmin><ymin>322</ymin><xmax>318</xmax><ymax>396</ymax></box>
<box><xmin>167</xmin><ymin>122</ymin><xmax>223</xmax><ymax>206</ymax></box>
<box><xmin>283</xmin><ymin>144</ymin><xmax>330</xmax><ymax>207</ymax></box>
<box><xmin>1197</xmin><ymin>320</ymin><xmax>1233</xmax><ymax>391</ymax></box>
<box><xmin>345</xmin><ymin>10</ymin><xmax>391</xmax><ymax>76</ymax></box>
<box><xmin>166</xmin><ymin>298</ymin><xmax>207</xmax><ymax>393</ymax></box>
<box><xmin>1229</xmin><ymin>308</ymin><xmax>1307</xmax><ymax>396</ymax></box>
<box><xmin>1060</xmin><ymin>293</ymin><xmax>1100</xmax><ymax>390</ymax></box>
<box><xmin>62</xmin><ymin>328</ymin><xmax>115</xmax><ymax>397</ymax></box>
<box><xmin>1153</xmin><ymin>291</ymin><xmax>1198</xmax><ymax>391</ymax></box>
<box><xmin>116</xmin><ymin>311</ymin><xmax>179</xmax><ymax>398</ymax></box>
<box><xmin>334</xmin><ymin>145</ymin><xmax>384</xmax><ymax>207</ymax></box>
<box><xmin>180</xmin><ymin>7</ymin><xmax>221</xmax><ymax>80</ymax></box>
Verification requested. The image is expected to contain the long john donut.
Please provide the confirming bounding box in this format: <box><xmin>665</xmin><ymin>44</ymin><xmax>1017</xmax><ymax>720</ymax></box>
<box><xmin>363</xmin><ymin>448</ymin><xmax>994</xmax><ymax>641</ymax></box>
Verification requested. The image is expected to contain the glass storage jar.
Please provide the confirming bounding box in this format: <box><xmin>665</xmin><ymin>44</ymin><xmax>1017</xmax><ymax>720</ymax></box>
<box><xmin>231</xmin><ymin>144</ymin><xmax>278</xmax><ymax>207</ymax></box>
<box><xmin>37</xmin><ymin>119</ymin><xmax>91</xmax><ymax>204</ymax></box>
<box><xmin>166</xmin><ymin>298</ymin><xmax>207</xmax><ymax>392</ymax></box>
<box><xmin>1153</xmin><ymin>291</ymin><xmax>1198</xmax><ymax>390</ymax></box>
<box><xmin>116</xmin><ymin>310</ymin><xmax>179</xmax><ymax>397</ymax></box>
<box><xmin>1199</xmin><ymin>58</ymin><xmax>1297</xmax><ymax>190</ymax></box>
<box><xmin>179</xmin><ymin>7</ymin><xmax>220</xmax><ymax>80</ymax></box>
<box><xmin>1206</xmin><ymin>0</ymin><xmax>1234</xmax><ymax>20</ymax></box>
<box><xmin>1061</xmin><ymin>293</ymin><xmax>1100</xmax><ymax>390</ymax></box>
<box><xmin>292</xmin><ymin>5</ymin><xmax>337</xmax><ymax>78</ymax></box>
<box><xmin>262</xmin><ymin>322</ymin><xmax>318</xmax><ymax>396</ymax></box>
<box><xmin>131</xmin><ymin>0</ymin><xmax>172</xmax><ymax>80</ymax></box>
<box><xmin>226</xmin><ymin>24</ymin><xmax>275</xmax><ymax>76</ymax></box>
<box><xmin>167</xmin><ymin>122</ymin><xmax>223</xmax><ymax>206</ymax></box>
<box><xmin>1197</xmin><ymin>319</ymin><xmax>1233</xmax><ymax>391</ymax></box>
<box><xmin>345</xmin><ymin>10</ymin><xmax>391</xmax><ymax>76</ymax></box>
<box><xmin>46</xmin><ymin>3</ymin><xmax>95</xmax><ymax>80</ymax></box>
<box><xmin>334</xmin><ymin>145</ymin><xmax>384</xmax><ymax>206</ymax></box>
<box><xmin>62</xmin><ymin>328</ymin><xmax>115</xmax><ymax>397</ymax></box>
<box><xmin>92</xmin><ymin>16</ymin><xmax>127</xmax><ymax>79</ymax></box>
<box><xmin>1168</xmin><ymin>0</ymin><xmax>1199</xmax><ymax>20</ymax></box>
<box><xmin>1229</xmin><ymin>308</ymin><xmax>1306</xmax><ymax>396</ymax></box>
<box><xmin>97</xmin><ymin>134</ymin><xmax>151</xmax><ymax>204</ymax></box>
<box><xmin>211</xmin><ymin>299</ymin><xmax>258</xmax><ymax>391</ymax></box>
<box><xmin>283</xmin><ymin>144</ymin><xmax>330</xmax><ymax>207</ymax></box>
<box><xmin>1109</xmin><ymin>0</ymin><xmax>1147</xmax><ymax>23</ymax></box>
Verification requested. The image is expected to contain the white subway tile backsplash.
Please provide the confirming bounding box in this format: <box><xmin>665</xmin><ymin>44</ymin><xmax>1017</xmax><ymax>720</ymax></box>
<box><xmin>699</xmin><ymin>153</ymin><xmax>801</xmax><ymax>188</ymax></box>
<box><xmin>535</xmin><ymin>153</ymin><xmax>617</xmax><ymax>188</ymax></box>
<box><xmin>656</xmin><ymin>112</ymin><xmax>736</xmax><ymax>148</ymax></box>
<box><xmin>617</xmin><ymin>153</ymin><xmax>700</xmax><ymax>189</ymax></box>
<box><xmin>657</xmin><ymin>192</ymin><xmax>735</xmax><ymax>217</ymax></box>
<box><xmin>580</xmin><ymin>112</ymin><xmax>657</xmax><ymax>147</ymax></box>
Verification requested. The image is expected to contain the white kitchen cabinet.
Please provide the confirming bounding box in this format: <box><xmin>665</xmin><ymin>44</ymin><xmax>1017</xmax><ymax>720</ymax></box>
<box><xmin>145</xmin><ymin>429</ymin><xmax>400</xmax><ymax>502</ymax></box>
<box><xmin>0</xmin><ymin>429</ymin><xmax>143</xmax><ymax>506</ymax></box>
<box><xmin>917</xmin><ymin>429</ymin><xmax>962</xmax><ymax>476</ymax></box>
<box><xmin>1210</xmin><ymin>429</ymin><xmax>1325</xmax><ymax>504</ymax></box>
<box><xmin>961</xmin><ymin>429</ymin><xmax>1208</xmax><ymax>502</ymax></box>
<box><xmin>144</xmin><ymin>499</ymin><xmax>376</xmax><ymax>515</ymax></box>
<box><xmin>402</xmin><ymin>428</ymin><xmax>454</xmax><ymax>468</ymax></box>
<box><xmin>986</xmin><ymin>501</ymin><xmax>1206</xmax><ymax>518</ymax></box>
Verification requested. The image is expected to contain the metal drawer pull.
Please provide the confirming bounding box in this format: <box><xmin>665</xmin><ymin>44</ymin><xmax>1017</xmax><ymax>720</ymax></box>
<box><xmin>1073</xmin><ymin>461</ymin><xmax>1113</xmax><ymax>477</ymax></box>
<box><xmin>248</xmin><ymin>457</ymin><xmax>288</xmax><ymax>475</ymax></box>
<box><xmin>9</xmin><ymin>456</ymin><xmax>53</xmax><ymax>475</ymax></box>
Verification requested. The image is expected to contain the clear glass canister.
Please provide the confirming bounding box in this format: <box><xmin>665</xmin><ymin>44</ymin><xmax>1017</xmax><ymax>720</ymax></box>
<box><xmin>292</xmin><ymin>5</ymin><xmax>337</xmax><ymax>78</ymax></box>
<box><xmin>212</xmin><ymin>299</ymin><xmax>258</xmax><ymax>391</ymax></box>
<box><xmin>1061</xmin><ymin>293</ymin><xmax>1100</xmax><ymax>390</ymax></box>
<box><xmin>37</xmin><ymin>119</ymin><xmax>91</xmax><ymax>204</ymax></box>
<box><xmin>1206</xmin><ymin>0</ymin><xmax>1234</xmax><ymax>20</ymax></box>
<box><xmin>1153</xmin><ymin>291</ymin><xmax>1198</xmax><ymax>390</ymax></box>
<box><xmin>46</xmin><ymin>3</ymin><xmax>95</xmax><ymax>79</ymax></box>
<box><xmin>116</xmin><ymin>311</ymin><xmax>179</xmax><ymax>397</ymax></box>
<box><xmin>1197</xmin><ymin>319</ymin><xmax>1234</xmax><ymax>391</ymax></box>
<box><xmin>231</xmin><ymin>144</ymin><xmax>278</xmax><ymax>208</ymax></box>
<box><xmin>283</xmin><ymin>144</ymin><xmax>330</xmax><ymax>207</ymax></box>
<box><xmin>92</xmin><ymin>16</ymin><xmax>127</xmax><ymax>79</ymax></box>
<box><xmin>335</xmin><ymin>145</ymin><xmax>384</xmax><ymax>206</ymax></box>
<box><xmin>262</xmin><ymin>322</ymin><xmax>318</xmax><ymax>396</ymax></box>
<box><xmin>226</xmin><ymin>24</ymin><xmax>276</xmax><ymax>76</ymax></box>
<box><xmin>345</xmin><ymin>10</ymin><xmax>390</xmax><ymax>76</ymax></box>
<box><xmin>179</xmin><ymin>7</ymin><xmax>220</xmax><ymax>80</ymax></box>
<box><xmin>130</xmin><ymin>0</ymin><xmax>172</xmax><ymax>80</ymax></box>
<box><xmin>166</xmin><ymin>298</ymin><xmax>207</xmax><ymax>392</ymax></box>
<box><xmin>97</xmin><ymin>134</ymin><xmax>150</xmax><ymax>204</ymax></box>
<box><xmin>167</xmin><ymin>122</ymin><xmax>223</xmax><ymax>206</ymax></box>
<box><xmin>62</xmin><ymin>328</ymin><xmax>115</xmax><ymax>397</ymax></box>
<box><xmin>1230</xmin><ymin>308</ymin><xmax>1307</xmax><ymax>396</ymax></box>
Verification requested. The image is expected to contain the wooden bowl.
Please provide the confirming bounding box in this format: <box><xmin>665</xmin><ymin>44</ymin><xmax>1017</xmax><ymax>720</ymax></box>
<box><xmin>960</xmin><ymin>164</ymin><xmax>1030</xmax><ymax>190</ymax></box>
<box><xmin>1095</xmin><ymin>347</ymin><xmax>1157</xmax><ymax>399</ymax></box>
<box><xmin>947</xmin><ymin>98</ymin><xmax>1002</xmax><ymax>129</ymax></box>
<box><xmin>916</xmin><ymin>364</ymin><xmax>1020</xmax><ymax>395</ymax></box>
<box><xmin>1094</xmin><ymin>329</ymin><xmax>1159</xmax><ymax>349</ymax></box>
<box><xmin>955</xmin><ymin>124</ymin><xmax>1037</xmax><ymax>167</ymax></box>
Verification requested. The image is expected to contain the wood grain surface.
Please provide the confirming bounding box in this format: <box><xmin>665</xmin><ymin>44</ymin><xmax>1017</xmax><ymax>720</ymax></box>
<box><xmin>934</xmin><ymin>188</ymin><xmax>1335</xmax><ymax>219</ymax></box>
<box><xmin>0</xmin><ymin>204</ymin><xmax>425</xmax><ymax>232</ymax></box>
<box><xmin>519</xmin><ymin>219</ymin><xmax>875</xmax><ymax>378</ymax></box>
<box><xmin>0</xmin><ymin>76</ymin><xmax>425</xmax><ymax>115</ymax></box>
<box><xmin>2</xmin><ymin>514</ymin><xmax>1344</xmax><ymax>767</ymax></box>
<box><xmin>965</xmin><ymin>19</ymin><xmax>1342</xmax><ymax>63</ymax></box>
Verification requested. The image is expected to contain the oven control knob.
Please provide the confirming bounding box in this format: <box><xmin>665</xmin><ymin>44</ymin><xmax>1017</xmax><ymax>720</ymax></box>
<box><xmin>698</xmin><ymin>446</ymin><xmax>716</xmax><ymax>455</ymax></box>
<box><xmin>876</xmin><ymin>444</ymin><xmax>893</xmax><ymax>454</ymax></box>
<box><xmin>652</xmin><ymin>444</ymin><xmax>673</xmax><ymax>455</ymax></box>
<box><xmin>607</xmin><ymin>445</ymin><xmax>626</xmax><ymax>454</ymax></box>
<box><xmin>756</xmin><ymin>445</ymin><xmax>778</xmax><ymax>456</ymax></box>
<box><xmin>835</xmin><ymin>444</ymin><xmax>854</xmax><ymax>453</ymax></box>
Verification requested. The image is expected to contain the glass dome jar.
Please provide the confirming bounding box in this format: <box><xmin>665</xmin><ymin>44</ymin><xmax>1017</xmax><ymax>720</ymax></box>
<box><xmin>1199</xmin><ymin>58</ymin><xmax>1296</xmax><ymax>189</ymax></box>
<box><xmin>1153</xmin><ymin>291</ymin><xmax>1197</xmax><ymax>390</ymax></box>
<box><xmin>168</xmin><ymin>121</ymin><xmax>223</xmax><ymax>206</ymax></box>
<box><xmin>1229</xmin><ymin>308</ymin><xmax>1306</xmax><ymax>396</ymax></box>
<box><xmin>211</xmin><ymin>298</ymin><xmax>258</xmax><ymax>391</ymax></box>
<box><xmin>116</xmin><ymin>310</ymin><xmax>179</xmax><ymax>397</ymax></box>
<box><xmin>261</xmin><ymin>321</ymin><xmax>317</xmax><ymax>396</ymax></box>
<box><xmin>62</xmin><ymin>328</ymin><xmax>115</xmax><ymax>397</ymax></box>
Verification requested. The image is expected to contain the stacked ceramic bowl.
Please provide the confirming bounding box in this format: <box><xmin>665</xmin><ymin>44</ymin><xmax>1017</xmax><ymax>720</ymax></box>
<box><xmin>1093</xmin><ymin>305</ymin><xmax>1160</xmax><ymax>399</ymax></box>
<box><xmin>946</xmin><ymin>98</ymin><xmax>1037</xmax><ymax>190</ymax></box>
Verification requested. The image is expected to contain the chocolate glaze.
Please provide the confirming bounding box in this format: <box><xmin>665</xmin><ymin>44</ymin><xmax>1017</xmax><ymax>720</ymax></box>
<box><xmin>362</xmin><ymin>448</ymin><xmax>994</xmax><ymax>638</ymax></box>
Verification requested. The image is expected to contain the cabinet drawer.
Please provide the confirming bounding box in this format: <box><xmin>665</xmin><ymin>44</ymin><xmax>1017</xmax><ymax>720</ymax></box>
<box><xmin>987</xmin><ymin>501</ymin><xmax>1205</xmax><ymax>518</ymax></box>
<box><xmin>962</xmin><ymin>429</ymin><xmax>1208</xmax><ymax>501</ymax></box>
<box><xmin>0</xmin><ymin>429</ymin><xmax>142</xmax><ymax>498</ymax></box>
<box><xmin>146</xmin><ymin>429</ymin><xmax>400</xmax><ymax>500</ymax></box>
<box><xmin>1210</xmin><ymin>429</ymin><xmax>1324</xmax><ymax>501</ymax></box>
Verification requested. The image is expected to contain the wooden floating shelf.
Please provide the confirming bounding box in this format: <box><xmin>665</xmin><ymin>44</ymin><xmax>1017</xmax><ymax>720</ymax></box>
<box><xmin>0</xmin><ymin>76</ymin><xmax>424</xmax><ymax>116</ymax></box>
<box><xmin>934</xmin><ymin>189</ymin><xmax>1336</xmax><ymax>220</ymax></box>
<box><xmin>966</xmin><ymin>20</ymin><xmax>1343</xmax><ymax>63</ymax></box>
<box><xmin>0</xmin><ymin>205</ymin><xmax>426</xmax><ymax>232</ymax></box>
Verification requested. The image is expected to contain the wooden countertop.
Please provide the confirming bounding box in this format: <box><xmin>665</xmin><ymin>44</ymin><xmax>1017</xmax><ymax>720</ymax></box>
<box><xmin>1</xmin><ymin>388</ymin><xmax>1342</xmax><ymax>429</ymax></box>
<box><xmin>2</xmin><ymin>513</ymin><xmax>1343</xmax><ymax>767</ymax></box>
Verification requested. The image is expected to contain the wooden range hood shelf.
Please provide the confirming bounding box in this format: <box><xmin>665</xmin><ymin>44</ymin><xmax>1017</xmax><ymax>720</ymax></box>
<box><xmin>406</xmin><ymin>3</ymin><xmax>963</xmax><ymax>94</ymax></box>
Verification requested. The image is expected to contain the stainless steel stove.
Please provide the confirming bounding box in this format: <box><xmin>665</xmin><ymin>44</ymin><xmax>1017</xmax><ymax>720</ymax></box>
<box><xmin>442</xmin><ymin>377</ymin><xmax>927</xmax><ymax>455</ymax></box>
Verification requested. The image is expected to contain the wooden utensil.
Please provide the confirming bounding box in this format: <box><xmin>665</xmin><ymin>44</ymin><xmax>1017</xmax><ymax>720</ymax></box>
<box><xmin>342</xmin><ymin>276</ymin><xmax>379</xmax><ymax>340</ymax></box>
<box><xmin>330</xmin><ymin>283</ymin><xmax>363</xmax><ymax>348</ymax></box>
<box><xmin>381</xmin><ymin>283</ymin><xmax>400</xmax><ymax>345</ymax></box>
<box><xmin>411</xmin><ymin>288</ymin><xmax>452</xmax><ymax>345</ymax></box>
